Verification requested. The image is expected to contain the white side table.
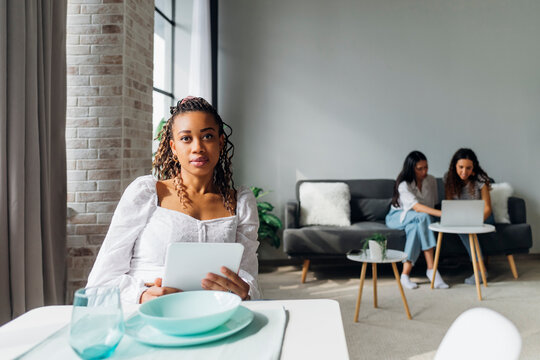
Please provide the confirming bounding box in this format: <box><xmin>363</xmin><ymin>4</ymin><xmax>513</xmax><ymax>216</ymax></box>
<box><xmin>429</xmin><ymin>222</ymin><xmax>495</xmax><ymax>300</ymax></box>
<box><xmin>347</xmin><ymin>249</ymin><xmax>412</xmax><ymax>321</ymax></box>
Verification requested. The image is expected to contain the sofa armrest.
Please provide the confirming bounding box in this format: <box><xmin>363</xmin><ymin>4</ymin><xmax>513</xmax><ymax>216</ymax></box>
<box><xmin>285</xmin><ymin>201</ymin><xmax>299</xmax><ymax>229</ymax></box>
<box><xmin>508</xmin><ymin>196</ymin><xmax>526</xmax><ymax>224</ymax></box>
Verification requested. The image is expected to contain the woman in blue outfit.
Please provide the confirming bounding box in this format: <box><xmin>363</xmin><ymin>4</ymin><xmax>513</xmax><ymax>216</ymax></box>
<box><xmin>444</xmin><ymin>148</ymin><xmax>494</xmax><ymax>284</ymax></box>
<box><xmin>386</xmin><ymin>151</ymin><xmax>449</xmax><ymax>289</ymax></box>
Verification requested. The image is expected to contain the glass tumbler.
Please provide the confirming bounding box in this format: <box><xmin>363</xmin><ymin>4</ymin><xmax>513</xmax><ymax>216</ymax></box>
<box><xmin>69</xmin><ymin>286</ymin><xmax>125</xmax><ymax>360</ymax></box>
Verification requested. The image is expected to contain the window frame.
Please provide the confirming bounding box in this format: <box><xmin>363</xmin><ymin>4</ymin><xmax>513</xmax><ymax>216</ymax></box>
<box><xmin>154</xmin><ymin>2</ymin><xmax>176</xmax><ymax>107</ymax></box>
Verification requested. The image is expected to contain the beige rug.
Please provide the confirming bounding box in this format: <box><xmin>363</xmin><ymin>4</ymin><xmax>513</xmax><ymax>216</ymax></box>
<box><xmin>259</xmin><ymin>255</ymin><xmax>540</xmax><ymax>360</ymax></box>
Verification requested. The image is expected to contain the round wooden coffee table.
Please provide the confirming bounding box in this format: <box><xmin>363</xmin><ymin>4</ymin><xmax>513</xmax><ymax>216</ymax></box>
<box><xmin>429</xmin><ymin>222</ymin><xmax>495</xmax><ymax>300</ymax></box>
<box><xmin>347</xmin><ymin>249</ymin><xmax>412</xmax><ymax>321</ymax></box>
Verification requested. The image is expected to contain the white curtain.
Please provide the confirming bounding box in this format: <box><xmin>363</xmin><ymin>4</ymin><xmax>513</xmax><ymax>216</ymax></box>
<box><xmin>188</xmin><ymin>0</ymin><xmax>212</xmax><ymax>103</ymax></box>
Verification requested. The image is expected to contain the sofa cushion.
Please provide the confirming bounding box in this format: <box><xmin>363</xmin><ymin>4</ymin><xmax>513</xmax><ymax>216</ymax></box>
<box><xmin>351</xmin><ymin>198</ymin><xmax>391</xmax><ymax>222</ymax></box>
<box><xmin>299</xmin><ymin>182</ymin><xmax>351</xmax><ymax>227</ymax></box>
<box><xmin>508</xmin><ymin>197</ymin><xmax>526</xmax><ymax>224</ymax></box>
<box><xmin>496</xmin><ymin>223</ymin><xmax>533</xmax><ymax>253</ymax></box>
<box><xmin>297</xmin><ymin>179</ymin><xmax>395</xmax><ymax>200</ymax></box>
<box><xmin>490</xmin><ymin>183</ymin><xmax>513</xmax><ymax>223</ymax></box>
<box><xmin>283</xmin><ymin>221</ymin><xmax>406</xmax><ymax>256</ymax></box>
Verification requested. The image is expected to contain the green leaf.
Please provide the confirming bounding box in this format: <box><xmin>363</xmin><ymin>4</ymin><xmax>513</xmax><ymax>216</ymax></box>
<box><xmin>154</xmin><ymin>118</ymin><xmax>167</xmax><ymax>141</ymax></box>
<box><xmin>258</xmin><ymin>227</ymin><xmax>281</xmax><ymax>249</ymax></box>
<box><xmin>258</xmin><ymin>222</ymin><xmax>273</xmax><ymax>233</ymax></box>
<box><xmin>362</xmin><ymin>233</ymin><xmax>387</xmax><ymax>259</ymax></box>
<box><xmin>257</xmin><ymin>201</ymin><xmax>274</xmax><ymax>212</ymax></box>
<box><xmin>250</xmin><ymin>187</ymin><xmax>263</xmax><ymax>198</ymax></box>
<box><xmin>261</xmin><ymin>213</ymin><xmax>282</xmax><ymax>229</ymax></box>
<box><xmin>250</xmin><ymin>186</ymin><xmax>270</xmax><ymax>199</ymax></box>
<box><xmin>258</xmin><ymin>229</ymin><xmax>273</xmax><ymax>240</ymax></box>
<box><xmin>269</xmin><ymin>233</ymin><xmax>281</xmax><ymax>248</ymax></box>
<box><xmin>258</xmin><ymin>224</ymin><xmax>275</xmax><ymax>240</ymax></box>
<box><xmin>367</xmin><ymin>233</ymin><xmax>386</xmax><ymax>242</ymax></box>
<box><xmin>251</xmin><ymin>186</ymin><xmax>281</xmax><ymax>248</ymax></box>
<box><xmin>257</xmin><ymin>191</ymin><xmax>270</xmax><ymax>198</ymax></box>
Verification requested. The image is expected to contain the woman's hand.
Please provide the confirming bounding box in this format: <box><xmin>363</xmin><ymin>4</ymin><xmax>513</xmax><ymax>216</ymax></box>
<box><xmin>412</xmin><ymin>203</ymin><xmax>442</xmax><ymax>218</ymax></box>
<box><xmin>139</xmin><ymin>277</ymin><xmax>181</xmax><ymax>304</ymax></box>
<box><xmin>201</xmin><ymin>267</ymin><xmax>251</xmax><ymax>300</ymax></box>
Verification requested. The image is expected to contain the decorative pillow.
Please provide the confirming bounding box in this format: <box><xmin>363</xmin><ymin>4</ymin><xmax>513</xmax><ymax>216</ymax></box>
<box><xmin>299</xmin><ymin>182</ymin><xmax>351</xmax><ymax>226</ymax></box>
<box><xmin>490</xmin><ymin>183</ymin><xmax>513</xmax><ymax>224</ymax></box>
<box><xmin>351</xmin><ymin>198</ymin><xmax>392</xmax><ymax>222</ymax></box>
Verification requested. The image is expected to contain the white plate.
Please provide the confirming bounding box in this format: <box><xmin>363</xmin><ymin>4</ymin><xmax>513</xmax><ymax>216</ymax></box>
<box><xmin>125</xmin><ymin>306</ymin><xmax>254</xmax><ymax>347</ymax></box>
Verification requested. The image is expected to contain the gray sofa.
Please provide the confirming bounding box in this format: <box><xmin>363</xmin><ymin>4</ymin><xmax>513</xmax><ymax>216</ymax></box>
<box><xmin>283</xmin><ymin>179</ymin><xmax>533</xmax><ymax>282</ymax></box>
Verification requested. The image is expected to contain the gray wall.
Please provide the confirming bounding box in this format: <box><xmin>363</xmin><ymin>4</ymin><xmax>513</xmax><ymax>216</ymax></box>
<box><xmin>218</xmin><ymin>0</ymin><xmax>540</xmax><ymax>257</ymax></box>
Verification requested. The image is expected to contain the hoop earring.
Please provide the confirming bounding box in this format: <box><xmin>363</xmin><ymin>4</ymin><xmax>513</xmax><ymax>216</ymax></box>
<box><xmin>173</xmin><ymin>154</ymin><xmax>179</xmax><ymax>162</ymax></box>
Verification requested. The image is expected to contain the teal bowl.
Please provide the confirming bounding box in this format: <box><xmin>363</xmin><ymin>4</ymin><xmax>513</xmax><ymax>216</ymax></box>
<box><xmin>138</xmin><ymin>291</ymin><xmax>241</xmax><ymax>336</ymax></box>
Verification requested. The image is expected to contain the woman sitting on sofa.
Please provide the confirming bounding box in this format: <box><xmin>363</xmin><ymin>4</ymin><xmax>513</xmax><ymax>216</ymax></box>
<box><xmin>386</xmin><ymin>151</ymin><xmax>449</xmax><ymax>289</ymax></box>
<box><xmin>445</xmin><ymin>148</ymin><xmax>494</xmax><ymax>284</ymax></box>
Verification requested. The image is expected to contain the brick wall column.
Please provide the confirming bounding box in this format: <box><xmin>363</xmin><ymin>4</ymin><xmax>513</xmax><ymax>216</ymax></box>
<box><xmin>66</xmin><ymin>0</ymin><xmax>154</xmax><ymax>302</ymax></box>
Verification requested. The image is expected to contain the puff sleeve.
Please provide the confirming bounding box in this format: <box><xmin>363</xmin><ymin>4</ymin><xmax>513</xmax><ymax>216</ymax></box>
<box><xmin>86</xmin><ymin>175</ymin><xmax>157</xmax><ymax>304</ymax></box>
<box><xmin>396</xmin><ymin>181</ymin><xmax>419</xmax><ymax>222</ymax></box>
<box><xmin>235</xmin><ymin>187</ymin><xmax>261</xmax><ymax>299</ymax></box>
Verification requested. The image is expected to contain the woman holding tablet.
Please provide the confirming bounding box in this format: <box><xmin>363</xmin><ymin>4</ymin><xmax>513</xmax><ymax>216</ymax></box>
<box><xmin>444</xmin><ymin>148</ymin><xmax>494</xmax><ymax>284</ymax></box>
<box><xmin>87</xmin><ymin>96</ymin><xmax>260</xmax><ymax>303</ymax></box>
<box><xmin>386</xmin><ymin>151</ymin><xmax>449</xmax><ymax>289</ymax></box>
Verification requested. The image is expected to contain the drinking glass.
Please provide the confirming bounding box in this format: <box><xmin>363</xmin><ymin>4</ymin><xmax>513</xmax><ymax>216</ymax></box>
<box><xmin>69</xmin><ymin>286</ymin><xmax>125</xmax><ymax>360</ymax></box>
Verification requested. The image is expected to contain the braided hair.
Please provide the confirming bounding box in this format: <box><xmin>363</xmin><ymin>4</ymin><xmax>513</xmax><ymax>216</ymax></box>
<box><xmin>153</xmin><ymin>96</ymin><xmax>237</xmax><ymax>214</ymax></box>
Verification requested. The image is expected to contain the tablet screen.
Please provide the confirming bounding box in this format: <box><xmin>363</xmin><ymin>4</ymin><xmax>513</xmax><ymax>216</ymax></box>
<box><xmin>161</xmin><ymin>242</ymin><xmax>245</xmax><ymax>291</ymax></box>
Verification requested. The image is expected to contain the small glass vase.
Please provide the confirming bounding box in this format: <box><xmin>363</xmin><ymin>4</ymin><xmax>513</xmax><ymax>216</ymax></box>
<box><xmin>69</xmin><ymin>286</ymin><xmax>124</xmax><ymax>360</ymax></box>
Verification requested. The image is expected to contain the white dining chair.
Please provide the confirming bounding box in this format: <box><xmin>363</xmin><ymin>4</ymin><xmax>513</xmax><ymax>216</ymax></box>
<box><xmin>434</xmin><ymin>307</ymin><xmax>521</xmax><ymax>360</ymax></box>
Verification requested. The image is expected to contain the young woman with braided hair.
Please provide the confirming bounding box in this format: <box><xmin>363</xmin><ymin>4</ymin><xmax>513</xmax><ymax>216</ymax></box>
<box><xmin>87</xmin><ymin>96</ymin><xmax>260</xmax><ymax>303</ymax></box>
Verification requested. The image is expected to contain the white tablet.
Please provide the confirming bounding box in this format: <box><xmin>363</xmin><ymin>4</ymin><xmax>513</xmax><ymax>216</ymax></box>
<box><xmin>161</xmin><ymin>242</ymin><xmax>245</xmax><ymax>291</ymax></box>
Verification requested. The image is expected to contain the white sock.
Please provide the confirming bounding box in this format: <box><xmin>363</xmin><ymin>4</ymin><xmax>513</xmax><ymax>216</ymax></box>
<box><xmin>400</xmin><ymin>274</ymin><xmax>418</xmax><ymax>289</ymax></box>
<box><xmin>426</xmin><ymin>269</ymin><xmax>449</xmax><ymax>289</ymax></box>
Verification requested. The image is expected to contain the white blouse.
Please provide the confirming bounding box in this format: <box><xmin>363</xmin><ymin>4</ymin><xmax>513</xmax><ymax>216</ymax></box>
<box><xmin>87</xmin><ymin>175</ymin><xmax>261</xmax><ymax>303</ymax></box>
<box><xmin>391</xmin><ymin>174</ymin><xmax>438</xmax><ymax>223</ymax></box>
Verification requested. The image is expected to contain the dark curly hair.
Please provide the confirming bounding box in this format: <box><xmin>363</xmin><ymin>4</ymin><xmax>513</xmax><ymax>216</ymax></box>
<box><xmin>445</xmin><ymin>148</ymin><xmax>490</xmax><ymax>200</ymax></box>
<box><xmin>152</xmin><ymin>96</ymin><xmax>237</xmax><ymax>214</ymax></box>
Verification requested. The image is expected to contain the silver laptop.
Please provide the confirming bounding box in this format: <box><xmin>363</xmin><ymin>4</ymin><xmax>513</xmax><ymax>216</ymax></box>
<box><xmin>440</xmin><ymin>200</ymin><xmax>484</xmax><ymax>227</ymax></box>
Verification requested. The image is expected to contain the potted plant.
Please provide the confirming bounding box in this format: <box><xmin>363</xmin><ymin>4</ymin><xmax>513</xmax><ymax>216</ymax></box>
<box><xmin>362</xmin><ymin>233</ymin><xmax>387</xmax><ymax>260</ymax></box>
<box><xmin>152</xmin><ymin>117</ymin><xmax>166</xmax><ymax>158</ymax></box>
<box><xmin>251</xmin><ymin>187</ymin><xmax>282</xmax><ymax>248</ymax></box>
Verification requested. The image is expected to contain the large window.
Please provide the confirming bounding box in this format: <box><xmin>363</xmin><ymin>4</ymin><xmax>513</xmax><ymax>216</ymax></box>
<box><xmin>153</xmin><ymin>0</ymin><xmax>175</xmax><ymax>152</ymax></box>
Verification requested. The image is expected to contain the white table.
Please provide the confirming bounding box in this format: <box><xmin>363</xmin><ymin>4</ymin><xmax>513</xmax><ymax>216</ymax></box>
<box><xmin>347</xmin><ymin>249</ymin><xmax>412</xmax><ymax>321</ymax></box>
<box><xmin>0</xmin><ymin>299</ymin><xmax>349</xmax><ymax>360</ymax></box>
<box><xmin>429</xmin><ymin>222</ymin><xmax>495</xmax><ymax>300</ymax></box>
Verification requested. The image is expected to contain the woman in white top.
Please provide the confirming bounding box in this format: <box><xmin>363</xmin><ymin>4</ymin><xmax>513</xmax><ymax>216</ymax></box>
<box><xmin>385</xmin><ymin>151</ymin><xmax>449</xmax><ymax>289</ymax></box>
<box><xmin>87</xmin><ymin>96</ymin><xmax>260</xmax><ymax>303</ymax></box>
<box><xmin>444</xmin><ymin>148</ymin><xmax>494</xmax><ymax>284</ymax></box>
